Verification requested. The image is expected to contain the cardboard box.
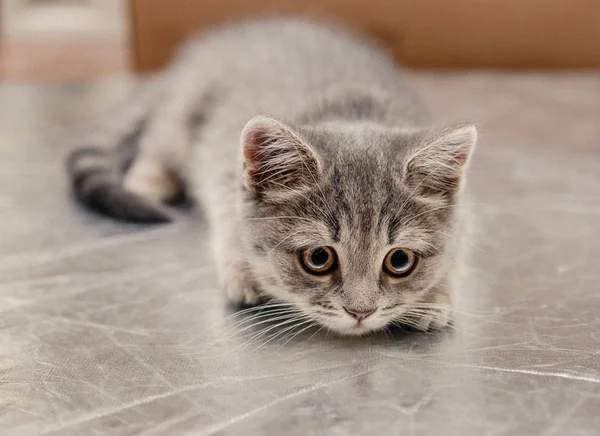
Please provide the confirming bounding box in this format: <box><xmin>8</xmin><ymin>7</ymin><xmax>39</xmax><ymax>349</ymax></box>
<box><xmin>130</xmin><ymin>0</ymin><xmax>600</xmax><ymax>71</ymax></box>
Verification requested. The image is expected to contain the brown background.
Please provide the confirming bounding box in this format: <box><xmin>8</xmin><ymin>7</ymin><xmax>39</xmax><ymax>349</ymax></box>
<box><xmin>130</xmin><ymin>0</ymin><xmax>600</xmax><ymax>72</ymax></box>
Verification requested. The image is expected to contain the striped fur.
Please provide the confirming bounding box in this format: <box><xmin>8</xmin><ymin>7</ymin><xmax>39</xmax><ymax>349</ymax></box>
<box><xmin>65</xmin><ymin>19</ymin><xmax>477</xmax><ymax>336</ymax></box>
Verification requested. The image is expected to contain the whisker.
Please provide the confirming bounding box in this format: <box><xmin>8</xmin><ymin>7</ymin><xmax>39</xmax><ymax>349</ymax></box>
<box><xmin>182</xmin><ymin>315</ymin><xmax>310</xmax><ymax>358</ymax></box>
<box><xmin>268</xmin><ymin>229</ymin><xmax>307</xmax><ymax>253</ymax></box>
<box><xmin>432</xmin><ymin>229</ymin><xmax>484</xmax><ymax>251</ymax></box>
<box><xmin>243</xmin><ymin>317</ymin><xmax>313</xmax><ymax>351</ymax></box>
<box><xmin>408</xmin><ymin>202</ymin><xmax>491</xmax><ymax>221</ymax></box>
<box><xmin>268</xmin><ymin>180</ymin><xmax>338</xmax><ymax>228</ymax></box>
<box><xmin>304</xmin><ymin>325</ymin><xmax>325</xmax><ymax>344</ymax></box>
<box><xmin>292</xmin><ymin>144</ymin><xmax>338</xmax><ymax>228</ymax></box>
<box><xmin>178</xmin><ymin>303</ymin><xmax>300</xmax><ymax>347</ymax></box>
<box><xmin>405</xmin><ymin>302</ymin><xmax>497</xmax><ymax>315</ymax></box>
<box><xmin>278</xmin><ymin>321</ymin><xmax>319</xmax><ymax>348</ymax></box>
<box><xmin>253</xmin><ymin>319</ymin><xmax>316</xmax><ymax>351</ymax></box>
<box><xmin>236</xmin><ymin>315</ymin><xmax>309</xmax><ymax>349</ymax></box>
<box><xmin>398</xmin><ymin>310</ymin><xmax>496</xmax><ymax>339</ymax></box>
<box><xmin>220</xmin><ymin>312</ymin><xmax>302</xmax><ymax>341</ymax></box>
<box><xmin>218</xmin><ymin>310</ymin><xmax>300</xmax><ymax>339</ymax></box>
<box><xmin>248</xmin><ymin>216</ymin><xmax>317</xmax><ymax>223</ymax></box>
<box><xmin>213</xmin><ymin>302</ymin><xmax>298</xmax><ymax>325</ymax></box>
<box><xmin>406</xmin><ymin>303</ymin><xmax>510</xmax><ymax>322</ymax></box>
<box><xmin>221</xmin><ymin>302</ymin><xmax>299</xmax><ymax>321</ymax></box>
<box><xmin>398</xmin><ymin>164</ymin><xmax>444</xmax><ymax>215</ymax></box>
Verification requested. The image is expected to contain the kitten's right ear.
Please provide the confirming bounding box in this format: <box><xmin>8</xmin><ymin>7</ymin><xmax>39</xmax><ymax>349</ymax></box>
<box><xmin>403</xmin><ymin>124</ymin><xmax>477</xmax><ymax>198</ymax></box>
<box><xmin>241</xmin><ymin>115</ymin><xmax>320</xmax><ymax>199</ymax></box>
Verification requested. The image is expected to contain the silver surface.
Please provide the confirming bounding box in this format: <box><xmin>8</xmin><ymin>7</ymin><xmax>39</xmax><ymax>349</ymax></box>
<box><xmin>1</xmin><ymin>72</ymin><xmax>600</xmax><ymax>435</ymax></box>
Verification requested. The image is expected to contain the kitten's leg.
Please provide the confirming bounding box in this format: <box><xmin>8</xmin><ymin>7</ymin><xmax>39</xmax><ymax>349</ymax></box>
<box><xmin>123</xmin><ymin>47</ymin><xmax>216</xmax><ymax>205</ymax></box>
<box><xmin>210</xmin><ymin>195</ymin><xmax>261</xmax><ymax>306</ymax></box>
<box><xmin>123</xmin><ymin>86</ymin><xmax>198</xmax><ymax>204</ymax></box>
<box><xmin>122</xmin><ymin>87</ymin><xmax>260</xmax><ymax>304</ymax></box>
<box><xmin>216</xmin><ymin>242</ymin><xmax>262</xmax><ymax>306</ymax></box>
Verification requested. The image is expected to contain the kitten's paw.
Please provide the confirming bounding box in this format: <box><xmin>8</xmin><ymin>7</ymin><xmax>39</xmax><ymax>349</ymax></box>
<box><xmin>221</xmin><ymin>266</ymin><xmax>261</xmax><ymax>307</ymax></box>
<box><xmin>414</xmin><ymin>291</ymin><xmax>453</xmax><ymax>331</ymax></box>
<box><xmin>416</xmin><ymin>306</ymin><xmax>451</xmax><ymax>331</ymax></box>
<box><xmin>124</xmin><ymin>158</ymin><xmax>180</xmax><ymax>204</ymax></box>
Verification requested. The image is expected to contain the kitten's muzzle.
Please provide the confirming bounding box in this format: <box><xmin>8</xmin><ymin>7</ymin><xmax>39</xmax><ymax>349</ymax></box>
<box><xmin>343</xmin><ymin>306</ymin><xmax>376</xmax><ymax>323</ymax></box>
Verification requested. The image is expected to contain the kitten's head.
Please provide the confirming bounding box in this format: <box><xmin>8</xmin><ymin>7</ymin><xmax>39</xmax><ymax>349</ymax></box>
<box><xmin>240</xmin><ymin>115</ymin><xmax>476</xmax><ymax>335</ymax></box>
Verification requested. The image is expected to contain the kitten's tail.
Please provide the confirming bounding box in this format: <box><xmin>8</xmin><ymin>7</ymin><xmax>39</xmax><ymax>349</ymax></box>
<box><xmin>66</xmin><ymin>80</ymin><xmax>171</xmax><ymax>223</ymax></box>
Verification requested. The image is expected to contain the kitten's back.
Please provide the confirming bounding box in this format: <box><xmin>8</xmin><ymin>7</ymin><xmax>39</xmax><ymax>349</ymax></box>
<box><xmin>181</xmin><ymin>19</ymin><xmax>422</xmax><ymax>127</ymax></box>
<box><xmin>67</xmin><ymin>18</ymin><xmax>425</xmax><ymax>222</ymax></box>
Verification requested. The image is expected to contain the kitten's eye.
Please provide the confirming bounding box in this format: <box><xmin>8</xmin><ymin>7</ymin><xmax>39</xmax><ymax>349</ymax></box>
<box><xmin>301</xmin><ymin>247</ymin><xmax>337</xmax><ymax>274</ymax></box>
<box><xmin>383</xmin><ymin>248</ymin><xmax>417</xmax><ymax>277</ymax></box>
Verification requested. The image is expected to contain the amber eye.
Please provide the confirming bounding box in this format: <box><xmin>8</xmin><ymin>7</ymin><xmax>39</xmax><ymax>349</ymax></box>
<box><xmin>301</xmin><ymin>247</ymin><xmax>337</xmax><ymax>274</ymax></box>
<box><xmin>383</xmin><ymin>248</ymin><xmax>417</xmax><ymax>277</ymax></box>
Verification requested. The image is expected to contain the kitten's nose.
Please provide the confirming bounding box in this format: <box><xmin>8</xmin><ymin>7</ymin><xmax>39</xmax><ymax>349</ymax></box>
<box><xmin>343</xmin><ymin>307</ymin><xmax>376</xmax><ymax>322</ymax></box>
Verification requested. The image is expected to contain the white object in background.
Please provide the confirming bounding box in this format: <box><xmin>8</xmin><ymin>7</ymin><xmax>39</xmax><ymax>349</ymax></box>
<box><xmin>1</xmin><ymin>0</ymin><xmax>128</xmax><ymax>41</ymax></box>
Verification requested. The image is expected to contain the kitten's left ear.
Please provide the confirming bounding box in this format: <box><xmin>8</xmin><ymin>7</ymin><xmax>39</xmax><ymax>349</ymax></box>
<box><xmin>404</xmin><ymin>124</ymin><xmax>477</xmax><ymax>198</ymax></box>
<box><xmin>241</xmin><ymin>115</ymin><xmax>320</xmax><ymax>199</ymax></box>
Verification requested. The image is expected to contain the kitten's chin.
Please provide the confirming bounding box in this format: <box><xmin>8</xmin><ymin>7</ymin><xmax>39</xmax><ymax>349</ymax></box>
<box><xmin>331</xmin><ymin>325</ymin><xmax>381</xmax><ymax>336</ymax></box>
<box><xmin>315</xmin><ymin>316</ymin><xmax>391</xmax><ymax>337</ymax></box>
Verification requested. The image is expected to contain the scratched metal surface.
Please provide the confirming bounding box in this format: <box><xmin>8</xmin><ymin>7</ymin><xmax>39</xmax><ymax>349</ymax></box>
<box><xmin>1</xmin><ymin>72</ymin><xmax>600</xmax><ymax>436</ymax></box>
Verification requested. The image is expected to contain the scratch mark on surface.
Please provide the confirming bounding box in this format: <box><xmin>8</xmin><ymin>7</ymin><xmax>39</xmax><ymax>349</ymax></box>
<box><xmin>21</xmin><ymin>383</ymin><xmax>214</xmax><ymax>436</ymax></box>
<box><xmin>539</xmin><ymin>394</ymin><xmax>588</xmax><ymax>436</ymax></box>
<box><xmin>465</xmin><ymin>365</ymin><xmax>600</xmax><ymax>384</ymax></box>
<box><xmin>530</xmin><ymin>349</ymin><xmax>600</xmax><ymax>368</ymax></box>
<box><xmin>378</xmin><ymin>353</ymin><xmax>600</xmax><ymax>384</ymax></box>
<box><xmin>390</xmin><ymin>391</ymin><xmax>434</xmax><ymax>436</ymax></box>
<box><xmin>416</xmin><ymin>341</ymin><xmax>530</xmax><ymax>357</ymax></box>
<box><xmin>104</xmin><ymin>333</ymin><xmax>177</xmax><ymax>391</ymax></box>
<box><xmin>0</xmin><ymin>226</ymin><xmax>181</xmax><ymax>271</ymax></box>
<box><xmin>136</xmin><ymin>409</ymin><xmax>200</xmax><ymax>436</ymax></box>
<box><xmin>0</xmin><ymin>263</ymin><xmax>186</xmax><ymax>315</ymax></box>
<box><xmin>198</xmin><ymin>367</ymin><xmax>382</xmax><ymax>436</ymax></box>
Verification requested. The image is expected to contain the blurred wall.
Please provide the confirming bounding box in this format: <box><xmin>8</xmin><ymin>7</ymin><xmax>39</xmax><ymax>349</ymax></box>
<box><xmin>131</xmin><ymin>0</ymin><xmax>600</xmax><ymax>71</ymax></box>
<box><xmin>1</xmin><ymin>0</ymin><xmax>130</xmax><ymax>81</ymax></box>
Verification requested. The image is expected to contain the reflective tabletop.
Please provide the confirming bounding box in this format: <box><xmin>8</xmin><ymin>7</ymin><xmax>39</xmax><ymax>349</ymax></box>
<box><xmin>1</xmin><ymin>72</ymin><xmax>600</xmax><ymax>435</ymax></box>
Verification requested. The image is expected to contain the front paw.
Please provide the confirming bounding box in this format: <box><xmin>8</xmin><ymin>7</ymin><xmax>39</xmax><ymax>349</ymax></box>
<box><xmin>413</xmin><ymin>291</ymin><xmax>453</xmax><ymax>331</ymax></box>
<box><xmin>220</xmin><ymin>264</ymin><xmax>261</xmax><ymax>307</ymax></box>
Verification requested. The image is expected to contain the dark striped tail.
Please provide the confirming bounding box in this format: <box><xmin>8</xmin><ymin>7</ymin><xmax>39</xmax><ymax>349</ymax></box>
<box><xmin>66</xmin><ymin>83</ymin><xmax>172</xmax><ymax>224</ymax></box>
<box><xmin>67</xmin><ymin>150</ymin><xmax>171</xmax><ymax>224</ymax></box>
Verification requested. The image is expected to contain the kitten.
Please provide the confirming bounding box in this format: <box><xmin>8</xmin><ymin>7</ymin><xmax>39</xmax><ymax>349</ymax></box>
<box><xmin>67</xmin><ymin>19</ymin><xmax>476</xmax><ymax>336</ymax></box>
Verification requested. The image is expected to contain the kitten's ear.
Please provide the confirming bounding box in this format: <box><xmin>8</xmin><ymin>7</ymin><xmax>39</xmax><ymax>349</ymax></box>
<box><xmin>241</xmin><ymin>115</ymin><xmax>320</xmax><ymax>198</ymax></box>
<box><xmin>404</xmin><ymin>124</ymin><xmax>477</xmax><ymax>198</ymax></box>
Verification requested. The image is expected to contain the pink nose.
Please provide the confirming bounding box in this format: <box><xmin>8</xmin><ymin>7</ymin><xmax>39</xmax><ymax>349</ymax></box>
<box><xmin>343</xmin><ymin>307</ymin><xmax>376</xmax><ymax>322</ymax></box>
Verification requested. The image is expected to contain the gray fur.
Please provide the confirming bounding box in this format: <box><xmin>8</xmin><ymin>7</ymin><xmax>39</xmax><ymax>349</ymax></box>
<box><xmin>66</xmin><ymin>19</ymin><xmax>476</xmax><ymax>335</ymax></box>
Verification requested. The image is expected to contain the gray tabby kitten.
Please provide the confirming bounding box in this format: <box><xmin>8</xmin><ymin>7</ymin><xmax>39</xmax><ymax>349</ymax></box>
<box><xmin>67</xmin><ymin>19</ymin><xmax>476</xmax><ymax>336</ymax></box>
